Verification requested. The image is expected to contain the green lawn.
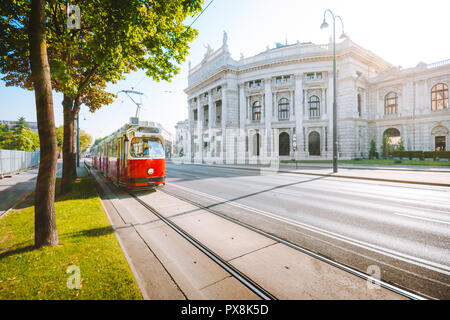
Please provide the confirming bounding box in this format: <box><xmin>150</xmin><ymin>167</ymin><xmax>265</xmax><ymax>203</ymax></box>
<box><xmin>0</xmin><ymin>176</ymin><xmax>142</xmax><ymax>300</ymax></box>
<box><xmin>281</xmin><ymin>159</ymin><xmax>450</xmax><ymax>166</ymax></box>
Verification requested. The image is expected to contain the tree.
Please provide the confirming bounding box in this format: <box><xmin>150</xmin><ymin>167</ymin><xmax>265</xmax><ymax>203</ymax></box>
<box><xmin>14</xmin><ymin>116</ymin><xmax>30</xmax><ymax>131</ymax></box>
<box><xmin>79</xmin><ymin>130</ymin><xmax>92</xmax><ymax>152</ymax></box>
<box><xmin>56</xmin><ymin>125</ymin><xmax>64</xmax><ymax>157</ymax></box>
<box><xmin>381</xmin><ymin>135</ymin><xmax>390</xmax><ymax>158</ymax></box>
<box><xmin>0</xmin><ymin>121</ymin><xmax>40</xmax><ymax>151</ymax></box>
<box><xmin>28</xmin><ymin>0</ymin><xmax>59</xmax><ymax>247</ymax></box>
<box><xmin>1</xmin><ymin>0</ymin><xmax>203</xmax><ymax>194</ymax></box>
<box><xmin>369</xmin><ymin>139</ymin><xmax>377</xmax><ymax>159</ymax></box>
<box><xmin>398</xmin><ymin>138</ymin><xmax>405</xmax><ymax>152</ymax></box>
<box><xmin>11</xmin><ymin>127</ymin><xmax>39</xmax><ymax>151</ymax></box>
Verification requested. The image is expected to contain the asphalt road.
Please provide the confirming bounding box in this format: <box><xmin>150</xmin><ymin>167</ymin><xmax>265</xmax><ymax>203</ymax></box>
<box><xmin>164</xmin><ymin>162</ymin><xmax>450</xmax><ymax>299</ymax></box>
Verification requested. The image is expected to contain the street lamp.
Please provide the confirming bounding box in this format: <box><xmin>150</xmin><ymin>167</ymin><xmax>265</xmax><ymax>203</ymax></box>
<box><xmin>321</xmin><ymin>9</ymin><xmax>346</xmax><ymax>173</ymax></box>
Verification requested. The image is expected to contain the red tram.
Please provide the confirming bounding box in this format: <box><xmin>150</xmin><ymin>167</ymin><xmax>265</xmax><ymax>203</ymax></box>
<box><xmin>91</xmin><ymin>120</ymin><xmax>165</xmax><ymax>190</ymax></box>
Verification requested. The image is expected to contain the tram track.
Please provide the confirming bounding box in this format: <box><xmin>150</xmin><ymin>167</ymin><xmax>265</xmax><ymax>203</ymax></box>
<box><xmin>88</xmin><ymin>162</ymin><xmax>426</xmax><ymax>300</ymax></box>
<box><xmin>88</xmin><ymin>163</ymin><xmax>275</xmax><ymax>300</ymax></box>
<box><xmin>156</xmin><ymin>187</ymin><xmax>427</xmax><ymax>300</ymax></box>
<box><xmin>128</xmin><ymin>192</ymin><xmax>277</xmax><ymax>300</ymax></box>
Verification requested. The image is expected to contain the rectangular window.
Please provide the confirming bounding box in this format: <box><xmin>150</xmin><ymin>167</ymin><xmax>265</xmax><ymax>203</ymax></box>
<box><xmin>216</xmin><ymin>101</ymin><xmax>222</xmax><ymax>125</ymax></box>
<box><xmin>436</xmin><ymin>136</ymin><xmax>446</xmax><ymax>151</ymax></box>
<box><xmin>204</xmin><ymin>106</ymin><xmax>209</xmax><ymax>127</ymax></box>
<box><xmin>306</xmin><ymin>72</ymin><xmax>322</xmax><ymax>80</ymax></box>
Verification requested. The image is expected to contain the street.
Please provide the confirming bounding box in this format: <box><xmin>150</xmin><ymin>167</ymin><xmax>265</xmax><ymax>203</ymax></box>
<box><xmin>164</xmin><ymin>162</ymin><xmax>450</xmax><ymax>299</ymax></box>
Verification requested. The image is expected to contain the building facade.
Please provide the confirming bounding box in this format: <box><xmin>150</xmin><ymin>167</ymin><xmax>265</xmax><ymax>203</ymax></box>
<box><xmin>183</xmin><ymin>33</ymin><xmax>450</xmax><ymax>164</ymax></box>
<box><xmin>174</xmin><ymin>119</ymin><xmax>189</xmax><ymax>157</ymax></box>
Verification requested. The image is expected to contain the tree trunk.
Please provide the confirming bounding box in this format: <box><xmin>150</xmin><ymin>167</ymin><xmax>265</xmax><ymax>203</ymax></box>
<box><xmin>61</xmin><ymin>95</ymin><xmax>77</xmax><ymax>194</ymax></box>
<box><xmin>29</xmin><ymin>0</ymin><xmax>58</xmax><ymax>247</ymax></box>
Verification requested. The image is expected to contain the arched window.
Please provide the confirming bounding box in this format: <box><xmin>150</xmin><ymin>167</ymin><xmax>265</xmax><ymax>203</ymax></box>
<box><xmin>357</xmin><ymin>94</ymin><xmax>362</xmax><ymax>117</ymax></box>
<box><xmin>278</xmin><ymin>98</ymin><xmax>290</xmax><ymax>120</ymax></box>
<box><xmin>385</xmin><ymin>92</ymin><xmax>398</xmax><ymax>115</ymax></box>
<box><xmin>383</xmin><ymin>128</ymin><xmax>401</xmax><ymax>145</ymax></box>
<box><xmin>252</xmin><ymin>101</ymin><xmax>261</xmax><ymax>121</ymax></box>
<box><xmin>308</xmin><ymin>131</ymin><xmax>320</xmax><ymax>156</ymax></box>
<box><xmin>279</xmin><ymin>132</ymin><xmax>290</xmax><ymax>156</ymax></box>
<box><xmin>431</xmin><ymin>83</ymin><xmax>449</xmax><ymax>111</ymax></box>
<box><xmin>308</xmin><ymin>95</ymin><xmax>320</xmax><ymax>119</ymax></box>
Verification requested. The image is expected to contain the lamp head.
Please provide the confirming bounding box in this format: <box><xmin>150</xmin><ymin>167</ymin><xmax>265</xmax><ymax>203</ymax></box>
<box><xmin>340</xmin><ymin>32</ymin><xmax>348</xmax><ymax>39</ymax></box>
<box><xmin>320</xmin><ymin>19</ymin><xmax>329</xmax><ymax>29</ymax></box>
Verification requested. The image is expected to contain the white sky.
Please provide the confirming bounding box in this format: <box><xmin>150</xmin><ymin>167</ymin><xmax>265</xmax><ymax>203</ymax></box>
<box><xmin>1</xmin><ymin>0</ymin><xmax>449</xmax><ymax>139</ymax></box>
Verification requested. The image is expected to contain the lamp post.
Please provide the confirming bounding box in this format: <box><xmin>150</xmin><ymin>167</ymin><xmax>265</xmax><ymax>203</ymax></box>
<box><xmin>321</xmin><ymin>9</ymin><xmax>346</xmax><ymax>173</ymax></box>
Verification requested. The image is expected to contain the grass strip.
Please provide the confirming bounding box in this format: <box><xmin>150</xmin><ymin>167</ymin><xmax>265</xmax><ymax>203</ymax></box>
<box><xmin>0</xmin><ymin>176</ymin><xmax>142</xmax><ymax>300</ymax></box>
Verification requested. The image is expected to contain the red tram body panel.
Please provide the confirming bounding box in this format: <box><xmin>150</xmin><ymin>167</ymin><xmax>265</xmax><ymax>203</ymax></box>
<box><xmin>90</xmin><ymin>121</ymin><xmax>165</xmax><ymax>190</ymax></box>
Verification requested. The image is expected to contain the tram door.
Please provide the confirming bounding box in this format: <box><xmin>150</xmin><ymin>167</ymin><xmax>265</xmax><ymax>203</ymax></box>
<box><xmin>122</xmin><ymin>137</ymin><xmax>128</xmax><ymax>178</ymax></box>
<box><xmin>117</xmin><ymin>139</ymin><xmax>121</xmax><ymax>182</ymax></box>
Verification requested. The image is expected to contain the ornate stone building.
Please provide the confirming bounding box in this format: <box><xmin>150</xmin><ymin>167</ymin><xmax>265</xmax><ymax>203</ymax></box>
<box><xmin>182</xmin><ymin>32</ymin><xmax>450</xmax><ymax>163</ymax></box>
<box><xmin>174</xmin><ymin>119</ymin><xmax>189</xmax><ymax>157</ymax></box>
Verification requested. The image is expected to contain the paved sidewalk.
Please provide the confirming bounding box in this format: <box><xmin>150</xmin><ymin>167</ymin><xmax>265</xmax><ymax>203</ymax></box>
<box><xmin>171</xmin><ymin>161</ymin><xmax>450</xmax><ymax>187</ymax></box>
<box><xmin>0</xmin><ymin>168</ymin><xmax>38</xmax><ymax>217</ymax></box>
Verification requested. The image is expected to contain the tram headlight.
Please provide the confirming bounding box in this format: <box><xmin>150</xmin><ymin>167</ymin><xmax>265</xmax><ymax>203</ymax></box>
<box><xmin>147</xmin><ymin>168</ymin><xmax>154</xmax><ymax>175</ymax></box>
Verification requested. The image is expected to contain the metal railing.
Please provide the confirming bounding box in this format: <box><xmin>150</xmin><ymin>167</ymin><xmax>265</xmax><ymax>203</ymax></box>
<box><xmin>0</xmin><ymin>149</ymin><xmax>40</xmax><ymax>175</ymax></box>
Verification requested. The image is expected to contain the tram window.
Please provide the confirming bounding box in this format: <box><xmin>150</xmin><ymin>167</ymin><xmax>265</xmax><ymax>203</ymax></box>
<box><xmin>130</xmin><ymin>137</ymin><xmax>164</xmax><ymax>158</ymax></box>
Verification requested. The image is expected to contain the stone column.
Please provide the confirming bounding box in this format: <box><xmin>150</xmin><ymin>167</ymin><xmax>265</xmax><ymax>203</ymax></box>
<box><xmin>290</xmin><ymin>90</ymin><xmax>294</xmax><ymax>118</ymax></box>
<box><xmin>295</xmin><ymin>73</ymin><xmax>303</xmax><ymax>159</ymax></box>
<box><xmin>321</xmin><ymin>88</ymin><xmax>325</xmax><ymax>117</ymax></box>
<box><xmin>327</xmin><ymin>74</ymin><xmax>333</xmax><ymax>159</ymax></box>
<box><xmin>264</xmin><ymin>77</ymin><xmax>273</xmax><ymax>162</ymax></box>
<box><xmin>222</xmin><ymin>84</ymin><xmax>227</xmax><ymax>163</ymax></box>
<box><xmin>208</xmin><ymin>91</ymin><xmax>214</xmax><ymax>160</ymax></box>
<box><xmin>197</xmin><ymin>96</ymin><xmax>203</xmax><ymax>163</ymax></box>
<box><xmin>246</xmin><ymin>96</ymin><xmax>249</xmax><ymax>121</ymax></box>
<box><xmin>188</xmin><ymin>101</ymin><xmax>194</xmax><ymax>163</ymax></box>
<box><xmin>238</xmin><ymin>84</ymin><xmax>246</xmax><ymax>164</ymax></box>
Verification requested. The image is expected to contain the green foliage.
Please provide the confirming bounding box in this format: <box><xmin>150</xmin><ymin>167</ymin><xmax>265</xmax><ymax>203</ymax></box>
<box><xmin>0</xmin><ymin>176</ymin><xmax>142</xmax><ymax>300</ymax></box>
<box><xmin>423</xmin><ymin>151</ymin><xmax>450</xmax><ymax>160</ymax></box>
<box><xmin>79</xmin><ymin>130</ymin><xmax>93</xmax><ymax>152</ymax></box>
<box><xmin>14</xmin><ymin>116</ymin><xmax>30</xmax><ymax>130</ymax></box>
<box><xmin>0</xmin><ymin>0</ymin><xmax>203</xmax><ymax>112</ymax></box>
<box><xmin>381</xmin><ymin>135</ymin><xmax>390</xmax><ymax>158</ymax></box>
<box><xmin>397</xmin><ymin>138</ymin><xmax>405</xmax><ymax>152</ymax></box>
<box><xmin>56</xmin><ymin>126</ymin><xmax>64</xmax><ymax>152</ymax></box>
<box><xmin>408</xmin><ymin>151</ymin><xmax>424</xmax><ymax>160</ymax></box>
<box><xmin>437</xmin><ymin>151</ymin><xmax>450</xmax><ymax>160</ymax></box>
<box><xmin>55</xmin><ymin>126</ymin><xmax>92</xmax><ymax>152</ymax></box>
<box><xmin>93</xmin><ymin>136</ymin><xmax>107</xmax><ymax>146</ymax></box>
<box><xmin>0</xmin><ymin>118</ymin><xmax>39</xmax><ymax>151</ymax></box>
<box><xmin>423</xmin><ymin>151</ymin><xmax>436</xmax><ymax>160</ymax></box>
<box><xmin>369</xmin><ymin>139</ymin><xmax>377</xmax><ymax>159</ymax></box>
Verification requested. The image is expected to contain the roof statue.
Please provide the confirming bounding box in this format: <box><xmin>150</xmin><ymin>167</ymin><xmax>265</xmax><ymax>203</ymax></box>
<box><xmin>202</xmin><ymin>44</ymin><xmax>213</xmax><ymax>64</ymax></box>
<box><xmin>223</xmin><ymin>30</ymin><xmax>228</xmax><ymax>47</ymax></box>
